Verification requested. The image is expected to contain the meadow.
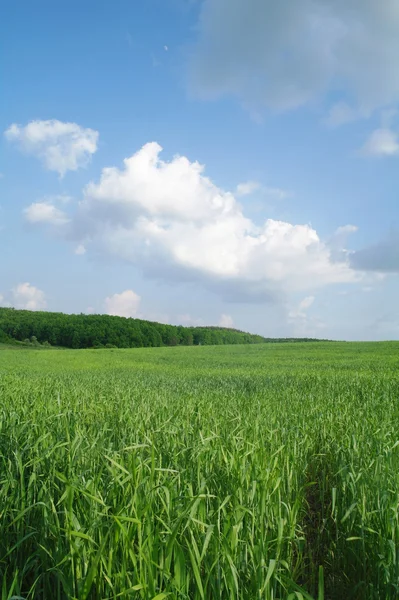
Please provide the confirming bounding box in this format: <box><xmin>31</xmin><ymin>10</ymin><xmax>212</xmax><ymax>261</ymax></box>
<box><xmin>1</xmin><ymin>341</ymin><xmax>399</xmax><ymax>599</ymax></box>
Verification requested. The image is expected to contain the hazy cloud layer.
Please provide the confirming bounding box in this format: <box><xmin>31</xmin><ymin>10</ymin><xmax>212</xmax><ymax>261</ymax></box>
<box><xmin>190</xmin><ymin>0</ymin><xmax>399</xmax><ymax>117</ymax></box>
<box><xmin>350</xmin><ymin>236</ymin><xmax>399</xmax><ymax>273</ymax></box>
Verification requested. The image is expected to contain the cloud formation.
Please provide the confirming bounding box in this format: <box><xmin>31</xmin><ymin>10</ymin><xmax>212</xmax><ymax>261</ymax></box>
<box><xmin>74</xmin><ymin>244</ymin><xmax>86</xmax><ymax>255</ymax></box>
<box><xmin>288</xmin><ymin>295</ymin><xmax>326</xmax><ymax>336</ymax></box>
<box><xmin>288</xmin><ymin>295</ymin><xmax>314</xmax><ymax>322</ymax></box>
<box><xmin>219</xmin><ymin>313</ymin><xmax>234</xmax><ymax>328</ymax></box>
<box><xmin>236</xmin><ymin>180</ymin><xmax>289</xmax><ymax>200</ymax></box>
<box><xmin>190</xmin><ymin>0</ymin><xmax>399</xmax><ymax>117</ymax></box>
<box><xmin>236</xmin><ymin>181</ymin><xmax>261</xmax><ymax>196</ymax></box>
<box><xmin>26</xmin><ymin>142</ymin><xmax>358</xmax><ymax>302</ymax></box>
<box><xmin>177</xmin><ymin>314</ymin><xmax>204</xmax><ymax>327</ymax></box>
<box><xmin>24</xmin><ymin>202</ymin><xmax>70</xmax><ymax>226</ymax></box>
<box><xmin>5</xmin><ymin>119</ymin><xmax>99</xmax><ymax>176</ymax></box>
<box><xmin>11</xmin><ymin>283</ymin><xmax>47</xmax><ymax>310</ymax></box>
<box><xmin>104</xmin><ymin>290</ymin><xmax>141</xmax><ymax>318</ymax></box>
<box><xmin>361</xmin><ymin>128</ymin><xmax>399</xmax><ymax>157</ymax></box>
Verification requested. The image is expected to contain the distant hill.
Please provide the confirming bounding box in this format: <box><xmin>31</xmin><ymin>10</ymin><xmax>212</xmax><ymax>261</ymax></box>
<box><xmin>0</xmin><ymin>307</ymin><xmax>327</xmax><ymax>349</ymax></box>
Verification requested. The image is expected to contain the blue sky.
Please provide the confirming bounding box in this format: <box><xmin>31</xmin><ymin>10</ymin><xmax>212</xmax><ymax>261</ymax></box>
<box><xmin>1</xmin><ymin>0</ymin><xmax>399</xmax><ymax>340</ymax></box>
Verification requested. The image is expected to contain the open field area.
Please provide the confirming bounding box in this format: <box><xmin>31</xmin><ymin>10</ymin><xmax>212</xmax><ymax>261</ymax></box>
<box><xmin>1</xmin><ymin>342</ymin><xmax>399</xmax><ymax>599</ymax></box>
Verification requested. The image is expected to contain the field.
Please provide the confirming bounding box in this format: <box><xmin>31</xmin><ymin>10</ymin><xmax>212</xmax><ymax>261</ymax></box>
<box><xmin>1</xmin><ymin>342</ymin><xmax>399</xmax><ymax>600</ymax></box>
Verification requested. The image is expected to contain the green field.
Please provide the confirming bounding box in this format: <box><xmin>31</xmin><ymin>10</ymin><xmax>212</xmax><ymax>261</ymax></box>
<box><xmin>1</xmin><ymin>342</ymin><xmax>399</xmax><ymax>599</ymax></box>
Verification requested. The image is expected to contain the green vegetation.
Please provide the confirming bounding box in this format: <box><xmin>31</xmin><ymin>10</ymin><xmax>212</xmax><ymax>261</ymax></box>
<box><xmin>0</xmin><ymin>307</ymin><xmax>325</xmax><ymax>349</ymax></box>
<box><xmin>1</xmin><ymin>342</ymin><xmax>399</xmax><ymax>599</ymax></box>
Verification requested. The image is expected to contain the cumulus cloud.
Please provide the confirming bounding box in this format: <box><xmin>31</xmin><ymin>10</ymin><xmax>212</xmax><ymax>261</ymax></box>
<box><xmin>104</xmin><ymin>290</ymin><xmax>141</xmax><ymax>318</ymax></box>
<box><xmin>11</xmin><ymin>283</ymin><xmax>47</xmax><ymax>310</ymax></box>
<box><xmin>219</xmin><ymin>313</ymin><xmax>234</xmax><ymax>328</ymax></box>
<box><xmin>5</xmin><ymin>119</ymin><xmax>99</xmax><ymax>176</ymax></box>
<box><xmin>27</xmin><ymin>142</ymin><xmax>359</xmax><ymax>302</ymax></box>
<box><xmin>361</xmin><ymin>128</ymin><xmax>399</xmax><ymax>156</ymax></box>
<box><xmin>190</xmin><ymin>0</ymin><xmax>399</xmax><ymax>118</ymax></box>
<box><xmin>24</xmin><ymin>202</ymin><xmax>70</xmax><ymax>225</ymax></box>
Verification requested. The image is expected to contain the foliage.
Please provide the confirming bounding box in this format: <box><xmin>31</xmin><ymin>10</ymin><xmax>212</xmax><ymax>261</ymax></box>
<box><xmin>1</xmin><ymin>342</ymin><xmax>398</xmax><ymax>599</ymax></box>
<box><xmin>0</xmin><ymin>307</ymin><xmax>277</xmax><ymax>349</ymax></box>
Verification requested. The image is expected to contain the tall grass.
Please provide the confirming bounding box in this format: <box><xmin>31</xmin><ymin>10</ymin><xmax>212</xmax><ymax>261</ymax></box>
<box><xmin>0</xmin><ymin>342</ymin><xmax>398</xmax><ymax>599</ymax></box>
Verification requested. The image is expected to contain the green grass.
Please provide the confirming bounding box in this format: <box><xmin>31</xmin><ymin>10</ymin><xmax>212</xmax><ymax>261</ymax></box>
<box><xmin>0</xmin><ymin>342</ymin><xmax>399</xmax><ymax>599</ymax></box>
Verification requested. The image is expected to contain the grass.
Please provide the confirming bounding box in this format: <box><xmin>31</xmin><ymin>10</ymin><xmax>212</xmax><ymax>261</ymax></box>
<box><xmin>0</xmin><ymin>342</ymin><xmax>399</xmax><ymax>599</ymax></box>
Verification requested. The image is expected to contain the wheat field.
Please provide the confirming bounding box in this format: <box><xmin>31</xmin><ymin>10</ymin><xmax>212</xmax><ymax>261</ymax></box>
<box><xmin>1</xmin><ymin>342</ymin><xmax>399</xmax><ymax>599</ymax></box>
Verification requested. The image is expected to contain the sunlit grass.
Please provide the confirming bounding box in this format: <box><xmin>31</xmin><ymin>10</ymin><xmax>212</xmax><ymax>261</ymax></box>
<box><xmin>0</xmin><ymin>342</ymin><xmax>398</xmax><ymax>599</ymax></box>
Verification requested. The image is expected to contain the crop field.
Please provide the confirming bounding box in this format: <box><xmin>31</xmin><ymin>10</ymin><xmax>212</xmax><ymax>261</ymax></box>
<box><xmin>1</xmin><ymin>342</ymin><xmax>399</xmax><ymax>600</ymax></box>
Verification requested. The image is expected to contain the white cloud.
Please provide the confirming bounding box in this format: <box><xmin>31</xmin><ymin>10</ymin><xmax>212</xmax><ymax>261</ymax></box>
<box><xmin>288</xmin><ymin>295</ymin><xmax>314</xmax><ymax>320</ymax></box>
<box><xmin>190</xmin><ymin>0</ymin><xmax>399</xmax><ymax>118</ymax></box>
<box><xmin>335</xmin><ymin>225</ymin><xmax>358</xmax><ymax>235</ymax></box>
<box><xmin>236</xmin><ymin>180</ymin><xmax>261</xmax><ymax>196</ymax></box>
<box><xmin>236</xmin><ymin>180</ymin><xmax>289</xmax><ymax>200</ymax></box>
<box><xmin>361</xmin><ymin>128</ymin><xmax>399</xmax><ymax>156</ymax></box>
<box><xmin>5</xmin><ymin>119</ymin><xmax>99</xmax><ymax>176</ymax></box>
<box><xmin>301</xmin><ymin>296</ymin><xmax>315</xmax><ymax>311</ymax></box>
<box><xmin>288</xmin><ymin>295</ymin><xmax>325</xmax><ymax>336</ymax></box>
<box><xmin>177</xmin><ymin>313</ymin><xmax>204</xmax><ymax>326</ymax></box>
<box><xmin>12</xmin><ymin>283</ymin><xmax>47</xmax><ymax>310</ymax></box>
<box><xmin>75</xmin><ymin>244</ymin><xmax>86</xmax><ymax>255</ymax></box>
<box><xmin>29</xmin><ymin>142</ymin><xmax>359</xmax><ymax>302</ymax></box>
<box><xmin>104</xmin><ymin>290</ymin><xmax>141</xmax><ymax>318</ymax></box>
<box><xmin>219</xmin><ymin>313</ymin><xmax>234</xmax><ymax>328</ymax></box>
<box><xmin>24</xmin><ymin>202</ymin><xmax>70</xmax><ymax>225</ymax></box>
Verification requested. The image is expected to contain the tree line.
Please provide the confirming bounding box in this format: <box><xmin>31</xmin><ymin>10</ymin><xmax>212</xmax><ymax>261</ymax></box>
<box><xmin>0</xmin><ymin>308</ymin><xmax>268</xmax><ymax>348</ymax></box>
<box><xmin>0</xmin><ymin>307</ymin><xmax>328</xmax><ymax>349</ymax></box>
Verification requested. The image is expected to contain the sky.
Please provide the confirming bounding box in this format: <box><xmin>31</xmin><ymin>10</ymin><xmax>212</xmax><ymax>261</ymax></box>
<box><xmin>1</xmin><ymin>0</ymin><xmax>399</xmax><ymax>341</ymax></box>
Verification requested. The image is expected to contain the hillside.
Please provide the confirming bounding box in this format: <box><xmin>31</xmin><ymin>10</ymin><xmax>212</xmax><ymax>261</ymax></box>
<box><xmin>0</xmin><ymin>307</ymin><xmax>327</xmax><ymax>349</ymax></box>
